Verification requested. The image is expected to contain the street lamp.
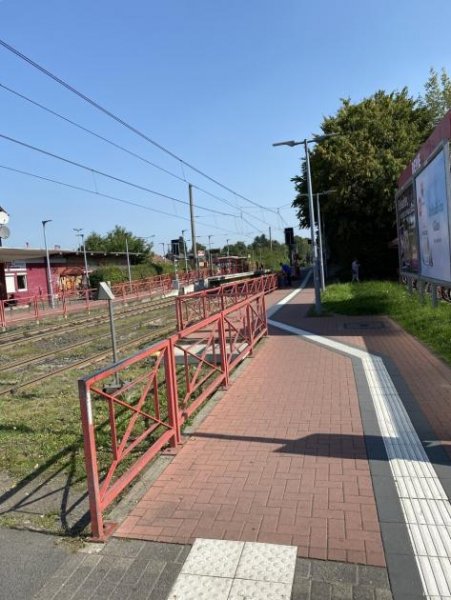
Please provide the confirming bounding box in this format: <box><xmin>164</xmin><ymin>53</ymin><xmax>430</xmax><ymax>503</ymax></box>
<box><xmin>272</xmin><ymin>133</ymin><xmax>338</xmax><ymax>313</ymax></box>
<box><xmin>208</xmin><ymin>234</ymin><xmax>213</xmax><ymax>273</ymax></box>
<box><xmin>73</xmin><ymin>228</ymin><xmax>89</xmax><ymax>289</ymax></box>
<box><xmin>316</xmin><ymin>190</ymin><xmax>335</xmax><ymax>290</ymax></box>
<box><xmin>297</xmin><ymin>189</ymin><xmax>336</xmax><ymax>291</ymax></box>
<box><xmin>160</xmin><ymin>242</ymin><xmax>166</xmax><ymax>259</ymax></box>
<box><xmin>226</xmin><ymin>239</ymin><xmax>230</xmax><ymax>257</ymax></box>
<box><xmin>42</xmin><ymin>219</ymin><xmax>54</xmax><ymax>308</ymax></box>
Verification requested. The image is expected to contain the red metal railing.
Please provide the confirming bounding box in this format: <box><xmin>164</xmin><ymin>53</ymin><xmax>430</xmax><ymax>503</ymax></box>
<box><xmin>175</xmin><ymin>273</ymin><xmax>278</xmax><ymax>330</ymax></box>
<box><xmin>78</xmin><ymin>292</ymin><xmax>268</xmax><ymax>540</ymax></box>
<box><xmin>0</xmin><ymin>269</ymin><xmax>217</xmax><ymax>330</ymax></box>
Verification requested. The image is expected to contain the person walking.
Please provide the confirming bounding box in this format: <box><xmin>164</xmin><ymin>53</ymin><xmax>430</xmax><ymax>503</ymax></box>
<box><xmin>351</xmin><ymin>258</ymin><xmax>360</xmax><ymax>282</ymax></box>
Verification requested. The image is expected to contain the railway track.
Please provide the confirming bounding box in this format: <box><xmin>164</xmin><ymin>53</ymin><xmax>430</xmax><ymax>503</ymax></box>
<box><xmin>0</xmin><ymin>296</ymin><xmax>176</xmax><ymax>349</ymax></box>
<box><xmin>0</xmin><ymin>323</ymin><xmax>176</xmax><ymax>397</ymax></box>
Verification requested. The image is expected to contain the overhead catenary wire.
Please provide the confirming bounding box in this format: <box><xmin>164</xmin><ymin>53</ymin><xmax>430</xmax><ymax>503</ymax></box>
<box><xmin>0</xmin><ymin>132</ymin><xmax>241</xmax><ymax>220</ymax></box>
<box><xmin>0</xmin><ymin>81</ymin><xmax>276</xmax><ymax>230</ymax></box>
<box><xmin>0</xmin><ymin>163</ymin><xmax>234</xmax><ymax>235</ymax></box>
<box><xmin>0</xmin><ymin>37</ymin><xmax>279</xmax><ymax>216</ymax></box>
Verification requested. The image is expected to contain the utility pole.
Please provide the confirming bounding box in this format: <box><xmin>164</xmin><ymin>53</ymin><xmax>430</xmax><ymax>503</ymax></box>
<box><xmin>188</xmin><ymin>184</ymin><xmax>198</xmax><ymax>273</ymax></box>
<box><xmin>42</xmin><ymin>219</ymin><xmax>54</xmax><ymax>308</ymax></box>
<box><xmin>181</xmin><ymin>230</ymin><xmax>188</xmax><ymax>273</ymax></box>
<box><xmin>208</xmin><ymin>234</ymin><xmax>213</xmax><ymax>274</ymax></box>
<box><xmin>125</xmin><ymin>237</ymin><xmax>132</xmax><ymax>290</ymax></box>
<box><xmin>269</xmin><ymin>226</ymin><xmax>272</xmax><ymax>251</ymax></box>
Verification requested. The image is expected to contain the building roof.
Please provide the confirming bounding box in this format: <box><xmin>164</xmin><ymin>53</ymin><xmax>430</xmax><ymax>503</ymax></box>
<box><xmin>0</xmin><ymin>247</ymin><xmax>141</xmax><ymax>263</ymax></box>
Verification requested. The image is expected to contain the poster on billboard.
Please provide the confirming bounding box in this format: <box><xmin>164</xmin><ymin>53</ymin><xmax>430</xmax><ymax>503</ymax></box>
<box><xmin>396</xmin><ymin>184</ymin><xmax>419</xmax><ymax>273</ymax></box>
<box><xmin>415</xmin><ymin>146</ymin><xmax>451</xmax><ymax>282</ymax></box>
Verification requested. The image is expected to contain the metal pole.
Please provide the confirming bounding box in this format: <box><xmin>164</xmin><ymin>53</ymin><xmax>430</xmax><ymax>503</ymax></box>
<box><xmin>160</xmin><ymin>242</ymin><xmax>166</xmax><ymax>259</ymax></box>
<box><xmin>316</xmin><ymin>193</ymin><xmax>325</xmax><ymax>290</ymax></box>
<box><xmin>181</xmin><ymin>230</ymin><xmax>188</xmax><ymax>273</ymax></box>
<box><xmin>42</xmin><ymin>220</ymin><xmax>54</xmax><ymax>308</ymax></box>
<box><xmin>189</xmin><ymin>184</ymin><xmax>198</xmax><ymax>273</ymax></box>
<box><xmin>125</xmin><ymin>237</ymin><xmax>132</xmax><ymax>290</ymax></box>
<box><xmin>304</xmin><ymin>140</ymin><xmax>321</xmax><ymax>314</ymax></box>
<box><xmin>81</xmin><ymin>233</ymin><xmax>89</xmax><ymax>289</ymax></box>
<box><xmin>227</xmin><ymin>239</ymin><xmax>230</xmax><ymax>257</ymax></box>
<box><xmin>208</xmin><ymin>235</ymin><xmax>213</xmax><ymax>274</ymax></box>
<box><xmin>269</xmin><ymin>226</ymin><xmax>272</xmax><ymax>251</ymax></box>
<box><xmin>107</xmin><ymin>298</ymin><xmax>120</xmax><ymax>386</ymax></box>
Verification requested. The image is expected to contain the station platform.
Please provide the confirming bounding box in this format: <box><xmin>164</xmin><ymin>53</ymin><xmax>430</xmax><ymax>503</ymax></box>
<box><xmin>34</xmin><ymin>281</ymin><xmax>451</xmax><ymax>600</ymax></box>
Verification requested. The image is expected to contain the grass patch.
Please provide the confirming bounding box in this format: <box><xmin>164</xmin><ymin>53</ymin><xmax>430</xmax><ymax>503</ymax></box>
<box><xmin>322</xmin><ymin>281</ymin><xmax>451</xmax><ymax>364</ymax></box>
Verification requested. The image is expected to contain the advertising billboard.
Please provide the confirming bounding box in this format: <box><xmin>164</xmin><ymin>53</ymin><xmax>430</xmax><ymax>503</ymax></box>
<box><xmin>396</xmin><ymin>184</ymin><xmax>419</xmax><ymax>273</ymax></box>
<box><xmin>415</xmin><ymin>146</ymin><xmax>451</xmax><ymax>282</ymax></box>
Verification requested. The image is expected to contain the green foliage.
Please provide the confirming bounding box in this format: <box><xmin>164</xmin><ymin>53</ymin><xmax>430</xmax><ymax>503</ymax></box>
<box><xmin>88</xmin><ymin>266</ymin><xmax>127</xmax><ymax>288</ymax></box>
<box><xmin>84</xmin><ymin>225</ymin><xmax>153</xmax><ymax>264</ymax></box>
<box><xmin>421</xmin><ymin>67</ymin><xmax>451</xmax><ymax>125</ymax></box>
<box><xmin>322</xmin><ymin>281</ymin><xmax>451</xmax><ymax>364</ymax></box>
<box><xmin>293</xmin><ymin>89</ymin><xmax>432</xmax><ymax>278</ymax></box>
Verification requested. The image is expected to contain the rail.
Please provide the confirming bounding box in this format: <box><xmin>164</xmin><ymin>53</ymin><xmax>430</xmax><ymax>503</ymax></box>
<box><xmin>0</xmin><ymin>268</ymin><xmax>234</xmax><ymax>331</ymax></box>
<box><xmin>78</xmin><ymin>292</ymin><xmax>268</xmax><ymax>540</ymax></box>
<box><xmin>175</xmin><ymin>273</ymin><xmax>278</xmax><ymax>330</ymax></box>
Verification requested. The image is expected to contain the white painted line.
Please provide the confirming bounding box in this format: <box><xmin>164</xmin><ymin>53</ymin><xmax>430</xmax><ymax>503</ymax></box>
<box><xmin>268</xmin><ymin>317</ymin><xmax>451</xmax><ymax>600</ymax></box>
<box><xmin>267</xmin><ymin>270</ymin><xmax>311</xmax><ymax>319</ymax></box>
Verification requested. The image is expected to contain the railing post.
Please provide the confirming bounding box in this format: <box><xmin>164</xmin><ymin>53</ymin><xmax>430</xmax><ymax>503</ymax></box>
<box><xmin>175</xmin><ymin>298</ymin><xmax>182</xmax><ymax>331</ymax></box>
<box><xmin>246</xmin><ymin>303</ymin><xmax>254</xmax><ymax>355</ymax></box>
<box><xmin>166</xmin><ymin>338</ymin><xmax>181</xmax><ymax>444</ymax></box>
<box><xmin>34</xmin><ymin>295</ymin><xmax>40</xmax><ymax>323</ymax></box>
<box><xmin>0</xmin><ymin>299</ymin><xmax>6</xmax><ymax>330</ymax></box>
<box><xmin>218</xmin><ymin>313</ymin><xmax>230</xmax><ymax>387</ymax></box>
<box><xmin>202</xmin><ymin>294</ymin><xmax>207</xmax><ymax>321</ymax></box>
<box><xmin>261</xmin><ymin>293</ymin><xmax>268</xmax><ymax>334</ymax></box>
<box><xmin>78</xmin><ymin>380</ymin><xmax>105</xmax><ymax>540</ymax></box>
<box><xmin>62</xmin><ymin>290</ymin><xmax>67</xmax><ymax>319</ymax></box>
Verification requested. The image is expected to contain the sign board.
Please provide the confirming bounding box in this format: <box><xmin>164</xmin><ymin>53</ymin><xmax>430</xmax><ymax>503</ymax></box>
<box><xmin>97</xmin><ymin>282</ymin><xmax>115</xmax><ymax>301</ymax></box>
<box><xmin>396</xmin><ymin>184</ymin><xmax>419</xmax><ymax>273</ymax></box>
<box><xmin>415</xmin><ymin>147</ymin><xmax>451</xmax><ymax>281</ymax></box>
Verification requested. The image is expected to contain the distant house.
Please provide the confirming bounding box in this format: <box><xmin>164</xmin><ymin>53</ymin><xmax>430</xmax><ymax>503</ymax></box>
<box><xmin>0</xmin><ymin>247</ymin><xmax>138</xmax><ymax>303</ymax></box>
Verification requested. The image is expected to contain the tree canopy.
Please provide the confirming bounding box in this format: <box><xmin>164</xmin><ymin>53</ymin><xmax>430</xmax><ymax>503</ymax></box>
<box><xmin>292</xmin><ymin>89</ymin><xmax>432</xmax><ymax>277</ymax></box>
<box><xmin>84</xmin><ymin>225</ymin><xmax>153</xmax><ymax>264</ymax></box>
<box><xmin>421</xmin><ymin>67</ymin><xmax>451</xmax><ymax>125</ymax></box>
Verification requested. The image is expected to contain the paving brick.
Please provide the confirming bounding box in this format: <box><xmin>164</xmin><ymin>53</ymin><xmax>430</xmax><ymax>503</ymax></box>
<box><xmin>112</xmin><ymin>290</ymin><xmax>389</xmax><ymax>573</ymax></box>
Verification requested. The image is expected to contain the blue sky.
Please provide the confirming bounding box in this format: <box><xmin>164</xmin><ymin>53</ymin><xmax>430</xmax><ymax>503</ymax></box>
<box><xmin>1</xmin><ymin>0</ymin><xmax>450</xmax><ymax>252</ymax></box>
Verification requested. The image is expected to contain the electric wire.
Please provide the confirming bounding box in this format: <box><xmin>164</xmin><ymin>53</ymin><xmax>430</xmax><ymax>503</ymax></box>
<box><xmin>0</xmin><ymin>81</ymin><xmax>276</xmax><ymax>230</ymax></box>
<box><xmin>0</xmin><ymin>132</ymin><xmax>240</xmax><ymax>219</ymax></box>
<box><xmin>0</xmin><ymin>163</ymin><xmax>234</xmax><ymax>235</ymax></box>
<box><xmin>0</xmin><ymin>38</ymin><xmax>279</xmax><ymax>216</ymax></box>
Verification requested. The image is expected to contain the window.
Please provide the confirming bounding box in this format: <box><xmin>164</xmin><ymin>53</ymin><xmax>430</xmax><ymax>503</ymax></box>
<box><xmin>17</xmin><ymin>275</ymin><xmax>27</xmax><ymax>291</ymax></box>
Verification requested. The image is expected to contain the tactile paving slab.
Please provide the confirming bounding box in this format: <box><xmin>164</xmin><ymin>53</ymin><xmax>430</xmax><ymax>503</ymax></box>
<box><xmin>168</xmin><ymin>539</ymin><xmax>297</xmax><ymax>600</ymax></box>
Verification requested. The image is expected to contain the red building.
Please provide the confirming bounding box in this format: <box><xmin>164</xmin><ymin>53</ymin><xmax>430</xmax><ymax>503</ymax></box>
<box><xmin>0</xmin><ymin>248</ymin><xmax>131</xmax><ymax>304</ymax></box>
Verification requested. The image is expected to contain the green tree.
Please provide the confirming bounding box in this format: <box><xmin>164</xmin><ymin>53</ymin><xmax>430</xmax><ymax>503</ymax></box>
<box><xmin>293</xmin><ymin>89</ymin><xmax>431</xmax><ymax>278</ymax></box>
<box><xmin>84</xmin><ymin>226</ymin><xmax>153</xmax><ymax>264</ymax></box>
<box><xmin>422</xmin><ymin>67</ymin><xmax>451</xmax><ymax>125</ymax></box>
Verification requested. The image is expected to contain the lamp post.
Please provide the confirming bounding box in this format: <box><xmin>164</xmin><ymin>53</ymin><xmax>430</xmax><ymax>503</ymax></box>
<box><xmin>272</xmin><ymin>134</ymin><xmax>338</xmax><ymax>314</ymax></box>
<box><xmin>125</xmin><ymin>237</ymin><xmax>132</xmax><ymax>290</ymax></box>
<box><xmin>42</xmin><ymin>219</ymin><xmax>54</xmax><ymax>308</ymax></box>
<box><xmin>181</xmin><ymin>230</ymin><xmax>188</xmax><ymax>273</ymax></box>
<box><xmin>208</xmin><ymin>234</ymin><xmax>213</xmax><ymax>274</ymax></box>
<box><xmin>315</xmin><ymin>190</ymin><xmax>336</xmax><ymax>290</ymax></box>
<box><xmin>226</xmin><ymin>239</ymin><xmax>230</xmax><ymax>257</ymax></box>
<box><xmin>74</xmin><ymin>228</ymin><xmax>89</xmax><ymax>289</ymax></box>
<box><xmin>297</xmin><ymin>190</ymin><xmax>335</xmax><ymax>291</ymax></box>
<box><xmin>160</xmin><ymin>242</ymin><xmax>166</xmax><ymax>260</ymax></box>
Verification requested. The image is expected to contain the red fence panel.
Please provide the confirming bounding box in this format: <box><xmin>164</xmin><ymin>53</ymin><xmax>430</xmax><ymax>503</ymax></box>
<box><xmin>78</xmin><ymin>292</ymin><xmax>268</xmax><ymax>540</ymax></box>
<box><xmin>175</xmin><ymin>273</ymin><xmax>278</xmax><ymax>330</ymax></box>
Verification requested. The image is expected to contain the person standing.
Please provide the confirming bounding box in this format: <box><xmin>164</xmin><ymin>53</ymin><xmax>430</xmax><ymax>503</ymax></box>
<box><xmin>351</xmin><ymin>258</ymin><xmax>360</xmax><ymax>282</ymax></box>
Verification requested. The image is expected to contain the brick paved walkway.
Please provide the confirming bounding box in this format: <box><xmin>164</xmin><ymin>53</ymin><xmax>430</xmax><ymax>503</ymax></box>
<box><xmin>115</xmin><ymin>286</ymin><xmax>385</xmax><ymax>567</ymax></box>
